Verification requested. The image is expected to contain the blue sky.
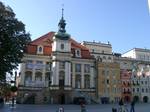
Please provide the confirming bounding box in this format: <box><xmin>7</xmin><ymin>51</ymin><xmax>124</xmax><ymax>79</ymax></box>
<box><xmin>2</xmin><ymin>0</ymin><xmax>150</xmax><ymax>53</ymax></box>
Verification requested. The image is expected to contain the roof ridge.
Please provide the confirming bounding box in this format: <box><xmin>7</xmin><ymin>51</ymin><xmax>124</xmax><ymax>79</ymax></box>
<box><xmin>31</xmin><ymin>31</ymin><xmax>55</xmax><ymax>45</ymax></box>
<box><xmin>70</xmin><ymin>38</ymin><xmax>89</xmax><ymax>50</ymax></box>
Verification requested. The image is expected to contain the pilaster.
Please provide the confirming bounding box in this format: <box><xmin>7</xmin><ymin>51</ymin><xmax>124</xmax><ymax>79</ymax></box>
<box><xmin>65</xmin><ymin>62</ymin><xmax>71</xmax><ymax>86</ymax></box>
<box><xmin>81</xmin><ymin>64</ymin><xmax>84</xmax><ymax>88</ymax></box>
<box><xmin>20</xmin><ymin>63</ymin><xmax>25</xmax><ymax>85</ymax></box>
<box><xmin>72</xmin><ymin>63</ymin><xmax>75</xmax><ymax>88</ymax></box>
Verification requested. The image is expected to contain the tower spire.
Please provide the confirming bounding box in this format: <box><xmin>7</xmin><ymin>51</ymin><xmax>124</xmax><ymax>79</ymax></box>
<box><xmin>55</xmin><ymin>5</ymin><xmax>70</xmax><ymax>40</ymax></box>
<box><xmin>62</xmin><ymin>5</ymin><xmax>64</xmax><ymax>19</ymax></box>
<box><xmin>58</xmin><ymin>5</ymin><xmax>66</xmax><ymax>33</ymax></box>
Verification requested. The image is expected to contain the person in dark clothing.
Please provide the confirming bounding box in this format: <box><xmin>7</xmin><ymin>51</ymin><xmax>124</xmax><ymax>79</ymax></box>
<box><xmin>118</xmin><ymin>99</ymin><xmax>124</xmax><ymax>112</ymax></box>
<box><xmin>130</xmin><ymin>100</ymin><xmax>135</xmax><ymax>112</ymax></box>
<box><xmin>0</xmin><ymin>97</ymin><xmax>4</xmax><ymax>108</ymax></box>
<box><xmin>119</xmin><ymin>99</ymin><xmax>124</xmax><ymax>106</ymax></box>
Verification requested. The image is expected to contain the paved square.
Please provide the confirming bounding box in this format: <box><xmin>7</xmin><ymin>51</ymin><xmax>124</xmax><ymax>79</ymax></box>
<box><xmin>0</xmin><ymin>103</ymin><xmax>150</xmax><ymax>112</ymax></box>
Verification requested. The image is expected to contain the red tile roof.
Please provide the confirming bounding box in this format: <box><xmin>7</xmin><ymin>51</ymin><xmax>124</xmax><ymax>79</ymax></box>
<box><xmin>25</xmin><ymin>32</ymin><xmax>92</xmax><ymax>59</ymax></box>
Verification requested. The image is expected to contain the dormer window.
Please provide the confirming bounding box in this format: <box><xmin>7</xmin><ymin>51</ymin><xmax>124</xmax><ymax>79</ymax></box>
<box><xmin>37</xmin><ymin>45</ymin><xmax>43</xmax><ymax>54</ymax></box>
<box><xmin>39</xmin><ymin>47</ymin><xmax>42</xmax><ymax>52</ymax></box>
<box><xmin>75</xmin><ymin>49</ymin><xmax>81</xmax><ymax>57</ymax></box>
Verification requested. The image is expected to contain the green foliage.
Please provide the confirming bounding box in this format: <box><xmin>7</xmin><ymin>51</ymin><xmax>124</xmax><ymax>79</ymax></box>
<box><xmin>10</xmin><ymin>86</ymin><xmax>18</xmax><ymax>92</ymax></box>
<box><xmin>0</xmin><ymin>82</ymin><xmax>11</xmax><ymax>97</ymax></box>
<box><xmin>0</xmin><ymin>2</ymin><xmax>31</xmax><ymax>81</ymax></box>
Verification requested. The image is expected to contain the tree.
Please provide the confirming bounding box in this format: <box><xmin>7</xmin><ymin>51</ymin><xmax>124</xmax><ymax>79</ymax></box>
<box><xmin>0</xmin><ymin>2</ymin><xmax>31</xmax><ymax>82</ymax></box>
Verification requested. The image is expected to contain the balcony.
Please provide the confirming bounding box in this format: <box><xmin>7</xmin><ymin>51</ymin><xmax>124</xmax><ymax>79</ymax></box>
<box><xmin>24</xmin><ymin>81</ymin><xmax>45</xmax><ymax>87</ymax></box>
<box><xmin>25</xmin><ymin>63</ymin><xmax>45</xmax><ymax>70</ymax></box>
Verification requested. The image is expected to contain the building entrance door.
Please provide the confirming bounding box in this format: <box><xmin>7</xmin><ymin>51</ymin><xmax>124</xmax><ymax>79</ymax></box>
<box><xmin>59</xmin><ymin>71</ymin><xmax>65</xmax><ymax>87</ymax></box>
<box><xmin>59</xmin><ymin>94</ymin><xmax>65</xmax><ymax>104</ymax></box>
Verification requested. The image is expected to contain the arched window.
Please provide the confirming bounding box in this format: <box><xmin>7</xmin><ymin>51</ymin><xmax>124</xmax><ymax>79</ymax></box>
<box><xmin>108</xmin><ymin>57</ymin><xmax>111</xmax><ymax>60</ymax></box>
<box><xmin>37</xmin><ymin>45</ymin><xmax>43</xmax><ymax>54</ymax></box>
<box><xmin>24</xmin><ymin>71</ymin><xmax>32</xmax><ymax>86</ymax></box>
<box><xmin>35</xmin><ymin>72</ymin><xmax>42</xmax><ymax>82</ymax></box>
<box><xmin>39</xmin><ymin>47</ymin><xmax>42</xmax><ymax>52</ymax></box>
<box><xmin>103</xmin><ymin>56</ymin><xmax>106</xmax><ymax>59</ymax></box>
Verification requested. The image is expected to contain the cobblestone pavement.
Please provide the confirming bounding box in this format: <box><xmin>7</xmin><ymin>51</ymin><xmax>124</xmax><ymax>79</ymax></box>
<box><xmin>0</xmin><ymin>103</ymin><xmax>150</xmax><ymax>112</ymax></box>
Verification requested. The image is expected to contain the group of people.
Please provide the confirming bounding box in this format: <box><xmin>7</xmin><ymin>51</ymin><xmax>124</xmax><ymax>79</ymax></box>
<box><xmin>118</xmin><ymin>99</ymin><xmax>135</xmax><ymax>112</ymax></box>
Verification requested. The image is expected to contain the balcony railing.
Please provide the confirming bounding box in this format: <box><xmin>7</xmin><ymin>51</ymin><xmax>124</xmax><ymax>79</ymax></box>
<box><xmin>24</xmin><ymin>81</ymin><xmax>45</xmax><ymax>87</ymax></box>
<box><xmin>25</xmin><ymin>64</ymin><xmax>45</xmax><ymax>70</ymax></box>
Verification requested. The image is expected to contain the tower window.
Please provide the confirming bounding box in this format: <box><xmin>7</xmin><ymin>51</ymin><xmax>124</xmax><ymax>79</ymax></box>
<box><xmin>60</xmin><ymin>43</ymin><xmax>64</xmax><ymax>50</ymax></box>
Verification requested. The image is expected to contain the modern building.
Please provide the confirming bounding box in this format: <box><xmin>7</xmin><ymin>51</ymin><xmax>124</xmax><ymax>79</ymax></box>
<box><xmin>122</xmin><ymin>48</ymin><xmax>150</xmax><ymax>61</ymax></box>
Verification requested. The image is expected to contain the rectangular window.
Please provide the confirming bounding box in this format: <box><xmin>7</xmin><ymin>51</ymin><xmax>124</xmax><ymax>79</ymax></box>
<box><xmin>46</xmin><ymin>62</ymin><xmax>51</xmax><ymax>71</ymax></box>
<box><xmin>59</xmin><ymin>61</ymin><xmax>65</xmax><ymax>69</ymax></box>
<box><xmin>75</xmin><ymin>64</ymin><xmax>81</xmax><ymax>72</ymax></box>
<box><xmin>26</xmin><ymin>60</ymin><xmax>33</xmax><ymax>69</ymax></box>
<box><xmin>84</xmin><ymin>64</ymin><xmax>90</xmax><ymax>73</ymax></box>
<box><xmin>35</xmin><ymin>61</ymin><xmax>43</xmax><ymax>70</ymax></box>
<box><xmin>137</xmin><ymin>88</ymin><xmax>139</xmax><ymax>92</ymax></box>
<box><xmin>102</xmin><ymin>70</ymin><xmax>105</xmax><ymax>75</ymax></box>
<box><xmin>145</xmin><ymin>81</ymin><xmax>147</xmax><ymax>85</ymax></box>
<box><xmin>75</xmin><ymin>75</ymin><xmax>81</xmax><ymax>88</ymax></box>
<box><xmin>27</xmin><ymin>60</ymin><xmax>33</xmax><ymax>63</ymax></box>
<box><xmin>133</xmin><ymin>88</ymin><xmax>135</xmax><ymax>92</ymax></box>
<box><xmin>106</xmin><ymin>79</ymin><xmax>109</xmax><ymax>84</ymax></box>
<box><xmin>36</xmin><ymin>61</ymin><xmax>43</xmax><ymax>64</ymax></box>
<box><xmin>84</xmin><ymin>75</ymin><xmax>90</xmax><ymax>89</ymax></box>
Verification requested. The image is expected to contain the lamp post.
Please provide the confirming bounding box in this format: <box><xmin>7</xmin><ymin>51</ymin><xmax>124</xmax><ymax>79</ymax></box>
<box><xmin>10</xmin><ymin>71</ymin><xmax>18</xmax><ymax>107</ymax></box>
<box><xmin>48</xmin><ymin>62</ymin><xmax>52</xmax><ymax>104</ymax></box>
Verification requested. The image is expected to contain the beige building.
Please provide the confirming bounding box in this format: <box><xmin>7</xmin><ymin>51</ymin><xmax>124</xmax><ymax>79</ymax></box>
<box><xmin>81</xmin><ymin>41</ymin><xmax>113</xmax><ymax>63</ymax></box>
<box><xmin>97</xmin><ymin>62</ymin><xmax>121</xmax><ymax>103</ymax></box>
<box><xmin>82</xmin><ymin>41</ymin><xmax>121</xmax><ymax>104</ymax></box>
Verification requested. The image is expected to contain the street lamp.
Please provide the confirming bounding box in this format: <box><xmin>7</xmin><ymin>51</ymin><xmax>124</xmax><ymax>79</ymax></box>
<box><xmin>10</xmin><ymin>71</ymin><xmax>18</xmax><ymax>107</ymax></box>
<box><xmin>48</xmin><ymin>62</ymin><xmax>52</xmax><ymax>103</ymax></box>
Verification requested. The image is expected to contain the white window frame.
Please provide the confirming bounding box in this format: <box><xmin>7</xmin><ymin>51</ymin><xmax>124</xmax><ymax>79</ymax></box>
<box><xmin>37</xmin><ymin>45</ymin><xmax>43</xmax><ymax>54</ymax></box>
<box><xmin>75</xmin><ymin>49</ymin><xmax>81</xmax><ymax>57</ymax></box>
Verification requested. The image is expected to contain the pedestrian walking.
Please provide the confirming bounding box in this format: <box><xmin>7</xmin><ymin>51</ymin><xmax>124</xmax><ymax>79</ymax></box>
<box><xmin>118</xmin><ymin>99</ymin><xmax>125</xmax><ymax>112</ymax></box>
<box><xmin>130</xmin><ymin>100</ymin><xmax>135</xmax><ymax>112</ymax></box>
<box><xmin>12</xmin><ymin>97</ymin><xmax>15</xmax><ymax>107</ymax></box>
<box><xmin>81</xmin><ymin>103</ymin><xmax>87</xmax><ymax>112</ymax></box>
<box><xmin>56</xmin><ymin>106</ymin><xmax>64</xmax><ymax>112</ymax></box>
